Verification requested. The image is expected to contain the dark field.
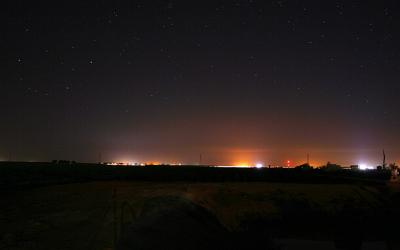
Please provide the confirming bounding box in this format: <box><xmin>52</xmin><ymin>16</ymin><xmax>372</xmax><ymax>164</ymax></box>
<box><xmin>1</xmin><ymin>162</ymin><xmax>399</xmax><ymax>249</ymax></box>
<box><xmin>0</xmin><ymin>162</ymin><xmax>391</xmax><ymax>189</ymax></box>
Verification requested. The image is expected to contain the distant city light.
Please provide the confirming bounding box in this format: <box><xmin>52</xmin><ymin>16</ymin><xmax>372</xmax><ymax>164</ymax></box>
<box><xmin>106</xmin><ymin>161</ymin><xmax>141</xmax><ymax>166</ymax></box>
<box><xmin>255</xmin><ymin>163</ymin><xmax>263</xmax><ymax>168</ymax></box>
<box><xmin>235</xmin><ymin>165</ymin><xmax>251</xmax><ymax>168</ymax></box>
<box><xmin>359</xmin><ymin>163</ymin><xmax>374</xmax><ymax>170</ymax></box>
<box><xmin>215</xmin><ymin>164</ymin><xmax>251</xmax><ymax>168</ymax></box>
<box><xmin>104</xmin><ymin>161</ymin><xmax>183</xmax><ymax>166</ymax></box>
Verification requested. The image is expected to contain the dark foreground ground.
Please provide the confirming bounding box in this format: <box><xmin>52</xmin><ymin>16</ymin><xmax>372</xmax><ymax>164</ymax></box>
<box><xmin>1</xmin><ymin>162</ymin><xmax>399</xmax><ymax>249</ymax></box>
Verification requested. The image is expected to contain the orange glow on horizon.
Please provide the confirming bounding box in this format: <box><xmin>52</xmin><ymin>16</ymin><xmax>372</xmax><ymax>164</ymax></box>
<box><xmin>233</xmin><ymin>162</ymin><xmax>251</xmax><ymax>168</ymax></box>
<box><xmin>145</xmin><ymin>161</ymin><xmax>161</xmax><ymax>165</ymax></box>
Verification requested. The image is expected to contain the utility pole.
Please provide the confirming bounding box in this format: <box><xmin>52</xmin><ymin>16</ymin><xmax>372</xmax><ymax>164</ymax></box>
<box><xmin>199</xmin><ymin>153</ymin><xmax>202</xmax><ymax>165</ymax></box>
<box><xmin>307</xmin><ymin>153</ymin><xmax>310</xmax><ymax>165</ymax></box>
<box><xmin>383</xmin><ymin>149</ymin><xmax>387</xmax><ymax>169</ymax></box>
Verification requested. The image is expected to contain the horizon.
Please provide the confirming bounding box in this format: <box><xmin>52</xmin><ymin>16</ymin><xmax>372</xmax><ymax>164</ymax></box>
<box><xmin>0</xmin><ymin>148</ymin><xmax>396</xmax><ymax>168</ymax></box>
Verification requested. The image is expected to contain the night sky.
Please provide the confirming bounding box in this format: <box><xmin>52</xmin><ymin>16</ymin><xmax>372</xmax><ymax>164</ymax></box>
<box><xmin>2</xmin><ymin>1</ymin><xmax>400</xmax><ymax>166</ymax></box>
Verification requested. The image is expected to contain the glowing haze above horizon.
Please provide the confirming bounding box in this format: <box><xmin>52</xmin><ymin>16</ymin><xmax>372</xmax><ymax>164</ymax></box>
<box><xmin>1</xmin><ymin>1</ymin><xmax>400</xmax><ymax>166</ymax></box>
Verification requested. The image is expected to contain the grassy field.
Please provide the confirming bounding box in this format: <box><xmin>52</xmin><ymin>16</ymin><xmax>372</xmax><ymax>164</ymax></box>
<box><xmin>1</xmin><ymin>180</ymin><xmax>397</xmax><ymax>250</ymax></box>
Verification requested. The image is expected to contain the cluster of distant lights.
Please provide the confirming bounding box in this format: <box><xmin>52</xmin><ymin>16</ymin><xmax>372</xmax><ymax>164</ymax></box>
<box><xmin>358</xmin><ymin>163</ymin><xmax>375</xmax><ymax>170</ymax></box>
<box><xmin>104</xmin><ymin>162</ymin><xmax>280</xmax><ymax>169</ymax></box>
<box><xmin>104</xmin><ymin>161</ymin><xmax>378</xmax><ymax>171</ymax></box>
<box><xmin>105</xmin><ymin>162</ymin><xmax>182</xmax><ymax>166</ymax></box>
<box><xmin>105</xmin><ymin>162</ymin><xmax>263</xmax><ymax>167</ymax></box>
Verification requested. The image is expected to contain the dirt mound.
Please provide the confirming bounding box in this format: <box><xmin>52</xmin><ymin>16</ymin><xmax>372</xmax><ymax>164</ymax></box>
<box><xmin>117</xmin><ymin>196</ymin><xmax>231</xmax><ymax>250</ymax></box>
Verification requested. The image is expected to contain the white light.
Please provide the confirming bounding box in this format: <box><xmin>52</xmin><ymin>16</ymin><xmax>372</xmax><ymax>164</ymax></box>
<box><xmin>255</xmin><ymin>163</ymin><xmax>263</xmax><ymax>168</ymax></box>
<box><xmin>215</xmin><ymin>165</ymin><xmax>250</xmax><ymax>168</ymax></box>
<box><xmin>359</xmin><ymin>163</ymin><xmax>374</xmax><ymax>170</ymax></box>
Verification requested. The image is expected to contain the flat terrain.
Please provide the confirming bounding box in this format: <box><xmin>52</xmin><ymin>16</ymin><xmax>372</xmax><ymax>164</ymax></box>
<box><xmin>1</xmin><ymin>180</ymin><xmax>397</xmax><ymax>249</ymax></box>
